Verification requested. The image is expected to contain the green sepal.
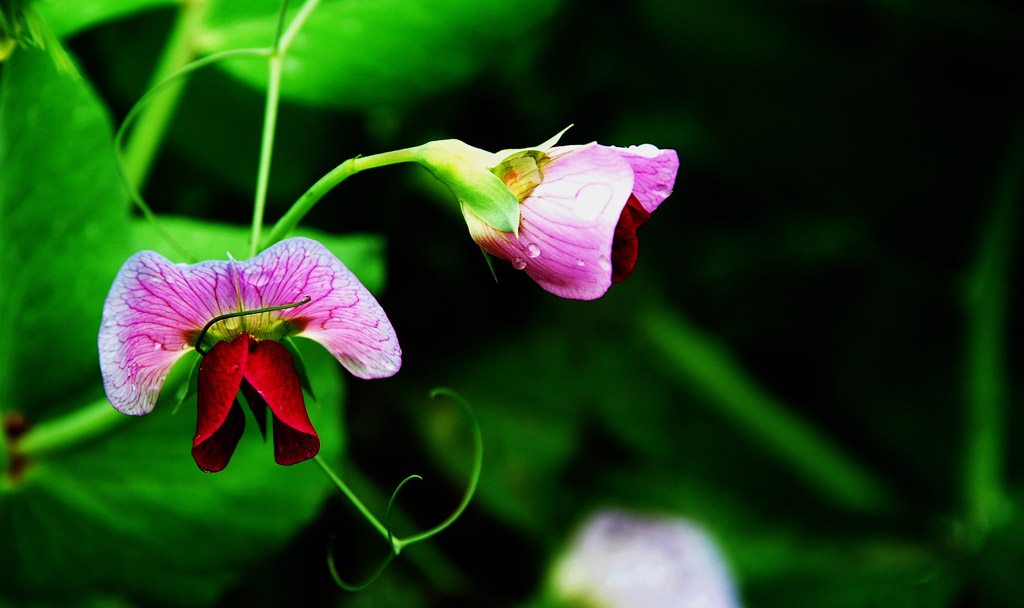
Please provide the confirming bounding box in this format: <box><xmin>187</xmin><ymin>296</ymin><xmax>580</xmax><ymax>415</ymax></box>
<box><xmin>283</xmin><ymin>337</ymin><xmax>317</xmax><ymax>405</ymax></box>
<box><xmin>172</xmin><ymin>352</ymin><xmax>202</xmax><ymax>416</ymax></box>
<box><xmin>489</xmin><ymin>124</ymin><xmax>573</xmax><ymax>162</ymax></box>
<box><xmin>481</xmin><ymin>248</ymin><xmax>499</xmax><ymax>284</ymax></box>
<box><xmin>416</xmin><ymin>139</ymin><xmax>522</xmax><ymax>235</ymax></box>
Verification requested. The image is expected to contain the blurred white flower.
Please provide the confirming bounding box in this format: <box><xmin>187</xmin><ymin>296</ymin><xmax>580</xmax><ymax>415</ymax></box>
<box><xmin>551</xmin><ymin>510</ymin><xmax>741</xmax><ymax>608</ymax></box>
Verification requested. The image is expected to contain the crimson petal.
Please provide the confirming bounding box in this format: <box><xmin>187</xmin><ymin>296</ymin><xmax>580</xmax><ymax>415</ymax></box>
<box><xmin>611</xmin><ymin>195</ymin><xmax>652</xmax><ymax>283</ymax></box>
<box><xmin>243</xmin><ymin>339</ymin><xmax>319</xmax><ymax>466</ymax></box>
<box><xmin>192</xmin><ymin>334</ymin><xmax>249</xmax><ymax>472</ymax></box>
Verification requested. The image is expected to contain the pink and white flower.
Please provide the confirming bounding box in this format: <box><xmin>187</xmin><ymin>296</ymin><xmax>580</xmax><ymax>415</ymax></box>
<box><xmin>552</xmin><ymin>510</ymin><xmax>741</xmax><ymax>608</ymax></box>
<box><xmin>463</xmin><ymin>142</ymin><xmax>679</xmax><ymax>300</ymax></box>
<box><xmin>98</xmin><ymin>237</ymin><xmax>401</xmax><ymax>472</ymax></box>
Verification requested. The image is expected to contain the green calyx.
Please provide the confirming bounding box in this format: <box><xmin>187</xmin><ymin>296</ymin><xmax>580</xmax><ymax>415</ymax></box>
<box><xmin>416</xmin><ymin>139</ymin><xmax>523</xmax><ymax>235</ymax></box>
<box><xmin>414</xmin><ymin>125</ymin><xmax>573</xmax><ymax>235</ymax></box>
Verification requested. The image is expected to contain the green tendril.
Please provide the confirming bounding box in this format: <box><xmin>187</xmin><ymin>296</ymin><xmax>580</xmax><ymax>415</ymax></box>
<box><xmin>326</xmin><ymin>535</ymin><xmax>395</xmax><ymax>591</ymax></box>
<box><xmin>326</xmin><ymin>474</ymin><xmax>420</xmax><ymax>590</ymax></box>
<box><xmin>393</xmin><ymin>388</ymin><xmax>483</xmax><ymax>550</ymax></box>
<box><xmin>193</xmin><ymin>296</ymin><xmax>311</xmax><ymax>355</ymax></box>
<box><xmin>317</xmin><ymin>387</ymin><xmax>483</xmax><ymax>591</ymax></box>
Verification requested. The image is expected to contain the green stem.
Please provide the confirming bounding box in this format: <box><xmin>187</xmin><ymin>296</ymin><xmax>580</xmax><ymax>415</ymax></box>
<box><xmin>115</xmin><ymin>46</ymin><xmax>273</xmax><ymax>263</ymax></box>
<box><xmin>249</xmin><ymin>0</ymin><xmax>322</xmax><ymax>257</ymax></box>
<box><xmin>121</xmin><ymin>0</ymin><xmax>209</xmax><ymax>189</ymax></box>
<box><xmin>962</xmin><ymin>126</ymin><xmax>1020</xmax><ymax>537</ymax></box>
<box><xmin>313</xmin><ymin>455</ymin><xmax>397</xmax><ymax>552</ymax></box>
<box><xmin>17</xmin><ymin>399</ymin><xmax>126</xmax><ymax>456</ymax></box>
<box><xmin>641</xmin><ymin>307</ymin><xmax>892</xmax><ymax>512</ymax></box>
<box><xmin>250</xmin><ymin>52</ymin><xmax>282</xmax><ymax>257</ymax></box>
<box><xmin>260</xmin><ymin>147</ymin><xmax>423</xmax><ymax>249</ymax></box>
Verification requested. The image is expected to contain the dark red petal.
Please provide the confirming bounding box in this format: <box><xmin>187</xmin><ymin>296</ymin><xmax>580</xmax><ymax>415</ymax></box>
<box><xmin>191</xmin><ymin>402</ymin><xmax>246</xmax><ymax>473</ymax></box>
<box><xmin>611</xmin><ymin>195</ymin><xmax>652</xmax><ymax>283</ymax></box>
<box><xmin>193</xmin><ymin>334</ymin><xmax>250</xmax><ymax>472</ymax></box>
<box><xmin>243</xmin><ymin>339</ymin><xmax>319</xmax><ymax>466</ymax></box>
<box><xmin>240</xmin><ymin>380</ymin><xmax>269</xmax><ymax>442</ymax></box>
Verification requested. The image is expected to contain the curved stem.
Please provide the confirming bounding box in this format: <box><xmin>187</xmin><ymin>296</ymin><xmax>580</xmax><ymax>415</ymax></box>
<box><xmin>394</xmin><ymin>387</ymin><xmax>483</xmax><ymax>550</ymax></box>
<box><xmin>260</xmin><ymin>147</ymin><xmax>423</xmax><ymax>250</ymax></box>
<box><xmin>194</xmin><ymin>296</ymin><xmax>311</xmax><ymax>354</ymax></box>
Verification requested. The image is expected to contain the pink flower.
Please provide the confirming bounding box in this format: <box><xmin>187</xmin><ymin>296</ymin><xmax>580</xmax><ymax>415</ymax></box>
<box><xmin>98</xmin><ymin>237</ymin><xmax>401</xmax><ymax>472</ymax></box>
<box><xmin>552</xmin><ymin>510</ymin><xmax>741</xmax><ymax>608</ymax></box>
<box><xmin>462</xmin><ymin>143</ymin><xmax>678</xmax><ymax>300</ymax></box>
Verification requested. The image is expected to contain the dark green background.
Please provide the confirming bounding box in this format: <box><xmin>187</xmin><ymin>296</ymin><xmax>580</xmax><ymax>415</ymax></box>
<box><xmin>2</xmin><ymin>0</ymin><xmax>1022</xmax><ymax>606</ymax></box>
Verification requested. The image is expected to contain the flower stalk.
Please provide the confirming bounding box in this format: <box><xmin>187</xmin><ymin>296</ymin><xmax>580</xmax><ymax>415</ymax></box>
<box><xmin>17</xmin><ymin>399</ymin><xmax>126</xmax><ymax>457</ymax></box>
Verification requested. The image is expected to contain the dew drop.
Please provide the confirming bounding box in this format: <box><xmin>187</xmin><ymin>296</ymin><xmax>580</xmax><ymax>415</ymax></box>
<box><xmin>598</xmin><ymin>256</ymin><xmax>611</xmax><ymax>271</ymax></box>
<box><xmin>574</xmin><ymin>183</ymin><xmax>614</xmax><ymax>221</ymax></box>
<box><xmin>512</xmin><ymin>257</ymin><xmax>527</xmax><ymax>270</ymax></box>
<box><xmin>628</xmin><ymin>143</ymin><xmax>661</xmax><ymax>158</ymax></box>
<box><xmin>152</xmin><ymin>342</ymin><xmax>163</xmax><ymax>351</ymax></box>
<box><xmin>526</xmin><ymin>243</ymin><xmax>541</xmax><ymax>258</ymax></box>
<box><xmin>576</xmin><ymin>258</ymin><xmax>586</xmax><ymax>267</ymax></box>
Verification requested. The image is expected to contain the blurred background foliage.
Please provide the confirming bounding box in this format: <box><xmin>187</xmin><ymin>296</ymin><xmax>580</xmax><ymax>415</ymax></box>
<box><xmin>1</xmin><ymin>0</ymin><xmax>1023</xmax><ymax>606</ymax></box>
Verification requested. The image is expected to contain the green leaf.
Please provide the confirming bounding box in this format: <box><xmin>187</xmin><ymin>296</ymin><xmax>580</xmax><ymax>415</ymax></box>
<box><xmin>0</xmin><ymin>47</ymin><xmax>136</xmax><ymax>415</ymax></box>
<box><xmin>0</xmin><ymin>339</ymin><xmax>346</xmax><ymax>605</ymax></box>
<box><xmin>198</xmin><ymin>0</ymin><xmax>560</xmax><ymax>108</ymax></box>
<box><xmin>37</xmin><ymin>0</ymin><xmax>179</xmax><ymax>38</ymax></box>
<box><xmin>130</xmin><ymin>215</ymin><xmax>389</xmax><ymax>294</ymax></box>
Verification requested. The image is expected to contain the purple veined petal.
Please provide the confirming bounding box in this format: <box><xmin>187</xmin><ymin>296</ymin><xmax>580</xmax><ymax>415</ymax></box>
<box><xmin>468</xmin><ymin>144</ymin><xmax>636</xmax><ymax>300</ymax></box>
<box><xmin>99</xmin><ymin>251</ymin><xmax>240</xmax><ymax>415</ymax></box>
<box><xmin>611</xmin><ymin>144</ymin><xmax>680</xmax><ymax>214</ymax></box>
<box><xmin>233</xmin><ymin>237</ymin><xmax>402</xmax><ymax>379</ymax></box>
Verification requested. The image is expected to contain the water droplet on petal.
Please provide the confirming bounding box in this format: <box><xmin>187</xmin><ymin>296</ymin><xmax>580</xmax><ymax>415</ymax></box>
<box><xmin>574</xmin><ymin>183</ymin><xmax>614</xmax><ymax>221</ymax></box>
<box><xmin>512</xmin><ymin>257</ymin><xmax>527</xmax><ymax>270</ymax></box>
<box><xmin>180</xmin><ymin>343</ymin><xmax>191</xmax><ymax>351</ymax></box>
<box><xmin>576</xmin><ymin>258</ymin><xmax>586</xmax><ymax>267</ymax></box>
<box><xmin>527</xmin><ymin>243</ymin><xmax>541</xmax><ymax>258</ymax></box>
<box><xmin>628</xmin><ymin>143</ymin><xmax>661</xmax><ymax>158</ymax></box>
<box><xmin>598</xmin><ymin>256</ymin><xmax>611</xmax><ymax>271</ymax></box>
<box><xmin>152</xmin><ymin>342</ymin><xmax>163</xmax><ymax>351</ymax></box>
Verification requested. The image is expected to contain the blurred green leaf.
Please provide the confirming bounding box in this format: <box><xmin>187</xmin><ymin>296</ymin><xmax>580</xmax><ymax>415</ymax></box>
<box><xmin>130</xmin><ymin>215</ymin><xmax>388</xmax><ymax>294</ymax></box>
<box><xmin>0</xmin><ymin>339</ymin><xmax>345</xmax><ymax>605</ymax></box>
<box><xmin>39</xmin><ymin>0</ymin><xmax>179</xmax><ymax>37</ymax></box>
<box><xmin>198</xmin><ymin>0</ymin><xmax>560</xmax><ymax>108</ymax></box>
<box><xmin>0</xmin><ymin>47</ymin><xmax>136</xmax><ymax>414</ymax></box>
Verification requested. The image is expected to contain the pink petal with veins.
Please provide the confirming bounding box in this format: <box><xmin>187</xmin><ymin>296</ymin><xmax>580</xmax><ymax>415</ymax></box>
<box><xmin>99</xmin><ymin>251</ymin><xmax>238</xmax><ymax>415</ymax></box>
<box><xmin>99</xmin><ymin>237</ymin><xmax>401</xmax><ymax>416</ymax></box>
<box><xmin>464</xmin><ymin>143</ymin><xmax>678</xmax><ymax>300</ymax></box>
<box><xmin>234</xmin><ymin>237</ymin><xmax>402</xmax><ymax>380</ymax></box>
<box><xmin>465</xmin><ymin>144</ymin><xmax>635</xmax><ymax>300</ymax></box>
<box><xmin>611</xmin><ymin>145</ymin><xmax>679</xmax><ymax>213</ymax></box>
